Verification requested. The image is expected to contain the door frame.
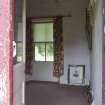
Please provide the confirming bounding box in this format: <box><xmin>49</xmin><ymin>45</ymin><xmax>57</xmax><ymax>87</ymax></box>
<box><xmin>0</xmin><ymin>0</ymin><xmax>14</xmax><ymax>105</ymax></box>
<box><xmin>102</xmin><ymin>0</ymin><xmax>105</xmax><ymax>104</ymax></box>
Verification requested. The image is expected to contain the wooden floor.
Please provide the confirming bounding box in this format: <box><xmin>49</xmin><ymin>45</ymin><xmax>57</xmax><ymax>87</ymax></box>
<box><xmin>26</xmin><ymin>81</ymin><xmax>89</xmax><ymax>105</ymax></box>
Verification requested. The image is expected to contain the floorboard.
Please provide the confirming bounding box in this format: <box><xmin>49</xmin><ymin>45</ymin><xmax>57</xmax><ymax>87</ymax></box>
<box><xmin>26</xmin><ymin>81</ymin><xmax>89</xmax><ymax>105</ymax></box>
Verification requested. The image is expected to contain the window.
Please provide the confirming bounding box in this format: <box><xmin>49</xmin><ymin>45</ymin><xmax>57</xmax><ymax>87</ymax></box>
<box><xmin>14</xmin><ymin>0</ymin><xmax>23</xmax><ymax>64</ymax></box>
<box><xmin>32</xmin><ymin>21</ymin><xmax>54</xmax><ymax>62</ymax></box>
<box><xmin>14</xmin><ymin>23</ymin><xmax>23</xmax><ymax>63</ymax></box>
<box><xmin>16</xmin><ymin>41</ymin><xmax>23</xmax><ymax>62</ymax></box>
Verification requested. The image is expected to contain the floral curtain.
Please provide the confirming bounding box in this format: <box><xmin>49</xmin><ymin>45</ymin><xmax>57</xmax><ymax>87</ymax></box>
<box><xmin>26</xmin><ymin>18</ymin><xmax>34</xmax><ymax>74</ymax></box>
<box><xmin>53</xmin><ymin>16</ymin><xmax>64</xmax><ymax>76</ymax></box>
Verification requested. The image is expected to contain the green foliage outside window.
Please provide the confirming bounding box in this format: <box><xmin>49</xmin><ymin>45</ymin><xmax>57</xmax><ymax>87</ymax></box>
<box><xmin>16</xmin><ymin>42</ymin><xmax>23</xmax><ymax>63</ymax></box>
<box><xmin>36</xmin><ymin>43</ymin><xmax>45</xmax><ymax>56</ymax></box>
<box><xmin>46</xmin><ymin>43</ymin><xmax>53</xmax><ymax>56</ymax></box>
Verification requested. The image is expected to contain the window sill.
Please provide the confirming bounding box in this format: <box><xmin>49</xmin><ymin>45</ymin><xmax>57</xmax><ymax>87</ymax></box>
<box><xmin>33</xmin><ymin>61</ymin><xmax>53</xmax><ymax>63</ymax></box>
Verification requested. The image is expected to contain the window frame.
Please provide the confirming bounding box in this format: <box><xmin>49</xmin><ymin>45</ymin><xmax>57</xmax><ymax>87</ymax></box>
<box><xmin>15</xmin><ymin>41</ymin><xmax>23</xmax><ymax>63</ymax></box>
<box><xmin>31</xmin><ymin>20</ymin><xmax>54</xmax><ymax>62</ymax></box>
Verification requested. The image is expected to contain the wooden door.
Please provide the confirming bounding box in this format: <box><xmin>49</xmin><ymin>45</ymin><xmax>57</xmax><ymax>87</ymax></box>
<box><xmin>0</xmin><ymin>0</ymin><xmax>13</xmax><ymax>105</ymax></box>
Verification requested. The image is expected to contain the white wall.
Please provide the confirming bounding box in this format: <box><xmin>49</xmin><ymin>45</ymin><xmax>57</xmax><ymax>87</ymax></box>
<box><xmin>27</xmin><ymin>62</ymin><xmax>58</xmax><ymax>82</ymax></box>
<box><xmin>26</xmin><ymin>0</ymin><xmax>90</xmax><ymax>85</ymax></box>
<box><xmin>14</xmin><ymin>63</ymin><xmax>25</xmax><ymax>105</ymax></box>
<box><xmin>91</xmin><ymin>0</ymin><xmax>102</xmax><ymax>105</ymax></box>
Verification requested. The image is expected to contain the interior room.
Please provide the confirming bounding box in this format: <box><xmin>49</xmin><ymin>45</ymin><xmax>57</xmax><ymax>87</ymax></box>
<box><xmin>13</xmin><ymin>0</ymin><xmax>102</xmax><ymax>105</ymax></box>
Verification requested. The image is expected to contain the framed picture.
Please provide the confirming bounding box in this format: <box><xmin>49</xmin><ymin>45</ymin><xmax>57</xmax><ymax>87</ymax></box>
<box><xmin>68</xmin><ymin>65</ymin><xmax>85</xmax><ymax>85</ymax></box>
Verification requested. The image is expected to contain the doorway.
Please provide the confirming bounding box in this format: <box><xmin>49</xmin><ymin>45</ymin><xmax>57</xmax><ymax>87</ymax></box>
<box><xmin>0</xmin><ymin>0</ymin><xmax>103</xmax><ymax>105</ymax></box>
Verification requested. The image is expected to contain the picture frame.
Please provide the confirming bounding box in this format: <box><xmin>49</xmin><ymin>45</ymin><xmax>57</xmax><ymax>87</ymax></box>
<box><xmin>68</xmin><ymin>65</ymin><xmax>85</xmax><ymax>85</ymax></box>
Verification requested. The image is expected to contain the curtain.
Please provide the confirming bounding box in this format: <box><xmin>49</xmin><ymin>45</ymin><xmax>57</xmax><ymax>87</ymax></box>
<box><xmin>53</xmin><ymin>16</ymin><xmax>64</xmax><ymax>76</ymax></box>
<box><xmin>26</xmin><ymin>18</ymin><xmax>34</xmax><ymax>74</ymax></box>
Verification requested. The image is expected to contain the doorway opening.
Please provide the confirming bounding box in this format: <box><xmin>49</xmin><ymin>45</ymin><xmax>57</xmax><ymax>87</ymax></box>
<box><xmin>13</xmin><ymin>0</ymin><xmax>102</xmax><ymax>105</ymax></box>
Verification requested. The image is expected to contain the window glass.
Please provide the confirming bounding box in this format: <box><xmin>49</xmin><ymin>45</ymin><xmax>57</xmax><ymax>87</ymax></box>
<box><xmin>32</xmin><ymin>23</ymin><xmax>53</xmax><ymax>42</ymax></box>
<box><xmin>46</xmin><ymin>43</ymin><xmax>54</xmax><ymax>61</ymax></box>
<box><xmin>35</xmin><ymin>43</ymin><xmax>45</xmax><ymax>61</ymax></box>
<box><xmin>16</xmin><ymin>42</ymin><xmax>23</xmax><ymax>62</ymax></box>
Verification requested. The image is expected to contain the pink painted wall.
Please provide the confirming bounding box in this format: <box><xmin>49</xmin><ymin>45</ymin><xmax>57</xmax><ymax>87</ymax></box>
<box><xmin>0</xmin><ymin>0</ymin><xmax>13</xmax><ymax>105</ymax></box>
